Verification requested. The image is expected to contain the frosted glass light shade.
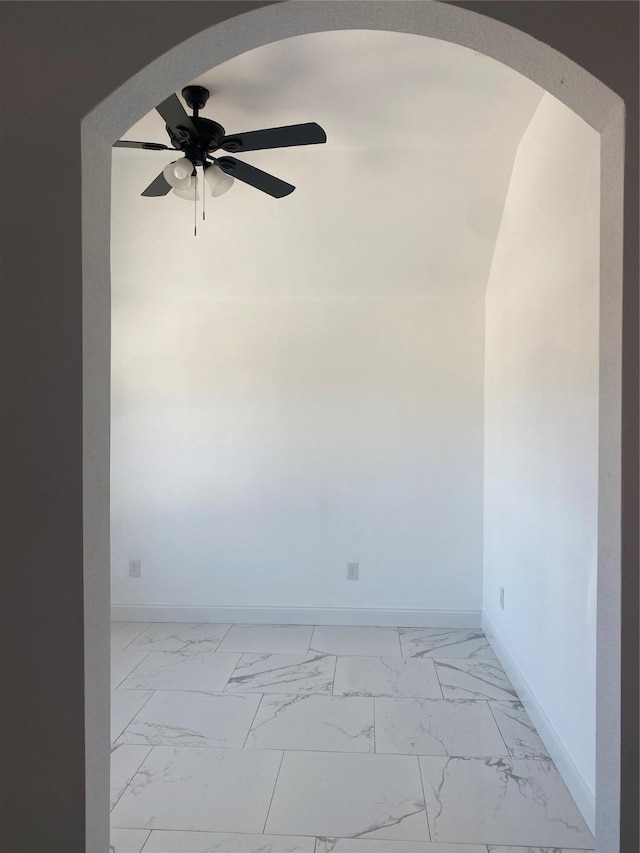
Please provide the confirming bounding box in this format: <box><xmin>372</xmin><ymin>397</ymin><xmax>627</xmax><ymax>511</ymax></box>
<box><xmin>163</xmin><ymin>159</ymin><xmax>193</xmax><ymax>189</ymax></box>
<box><xmin>204</xmin><ymin>163</ymin><xmax>234</xmax><ymax>197</ymax></box>
<box><xmin>172</xmin><ymin>177</ymin><xmax>199</xmax><ymax>201</ymax></box>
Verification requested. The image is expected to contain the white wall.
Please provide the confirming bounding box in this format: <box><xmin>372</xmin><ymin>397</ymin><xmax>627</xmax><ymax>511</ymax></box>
<box><xmin>111</xmin><ymin>286</ymin><xmax>485</xmax><ymax>613</ymax></box>
<box><xmin>109</xmin><ymin>30</ymin><xmax>545</xmax><ymax>623</ymax></box>
<box><xmin>483</xmin><ymin>92</ymin><xmax>600</xmax><ymax>822</ymax></box>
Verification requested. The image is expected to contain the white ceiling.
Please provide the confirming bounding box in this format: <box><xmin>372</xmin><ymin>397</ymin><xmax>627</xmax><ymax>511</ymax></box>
<box><xmin>111</xmin><ymin>30</ymin><xmax>544</xmax><ymax>300</ymax></box>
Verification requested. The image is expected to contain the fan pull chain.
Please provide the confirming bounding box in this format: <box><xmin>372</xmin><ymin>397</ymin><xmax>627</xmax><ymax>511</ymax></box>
<box><xmin>194</xmin><ymin>171</ymin><xmax>198</xmax><ymax>237</ymax></box>
<box><xmin>203</xmin><ymin>167</ymin><xmax>206</xmax><ymax>221</ymax></box>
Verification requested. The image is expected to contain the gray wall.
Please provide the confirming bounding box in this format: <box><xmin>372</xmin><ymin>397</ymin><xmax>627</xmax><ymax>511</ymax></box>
<box><xmin>0</xmin><ymin>2</ymin><xmax>637</xmax><ymax>851</ymax></box>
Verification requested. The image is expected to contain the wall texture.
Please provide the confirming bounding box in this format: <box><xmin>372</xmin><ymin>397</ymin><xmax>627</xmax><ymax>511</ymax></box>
<box><xmin>483</xmin><ymin>92</ymin><xmax>600</xmax><ymax>822</ymax></box>
<box><xmin>111</xmin><ymin>288</ymin><xmax>485</xmax><ymax>613</ymax></box>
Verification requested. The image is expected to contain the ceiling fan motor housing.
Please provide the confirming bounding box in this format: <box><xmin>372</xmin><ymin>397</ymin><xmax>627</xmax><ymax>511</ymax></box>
<box><xmin>166</xmin><ymin>117</ymin><xmax>226</xmax><ymax>164</ymax></box>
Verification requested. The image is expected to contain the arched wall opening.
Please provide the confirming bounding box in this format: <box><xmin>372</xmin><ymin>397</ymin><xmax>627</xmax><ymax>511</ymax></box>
<box><xmin>82</xmin><ymin>2</ymin><xmax>626</xmax><ymax>851</ymax></box>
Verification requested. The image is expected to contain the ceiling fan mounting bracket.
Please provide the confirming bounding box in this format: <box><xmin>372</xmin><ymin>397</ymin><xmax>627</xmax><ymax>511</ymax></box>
<box><xmin>182</xmin><ymin>85</ymin><xmax>210</xmax><ymax>114</ymax></box>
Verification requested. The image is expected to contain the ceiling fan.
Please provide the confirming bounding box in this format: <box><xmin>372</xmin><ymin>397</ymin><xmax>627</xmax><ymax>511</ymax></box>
<box><xmin>114</xmin><ymin>85</ymin><xmax>327</xmax><ymax>200</ymax></box>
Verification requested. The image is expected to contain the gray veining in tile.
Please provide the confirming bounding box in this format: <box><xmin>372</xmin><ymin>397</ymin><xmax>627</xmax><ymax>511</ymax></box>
<box><xmin>265</xmin><ymin>751</ymin><xmax>429</xmax><ymax>841</ymax></box>
<box><xmin>375</xmin><ymin>697</ymin><xmax>508</xmax><ymax>756</ymax></box>
<box><xmin>246</xmin><ymin>694</ymin><xmax>374</xmax><ymax>752</ymax></box>
<box><xmin>489</xmin><ymin>702</ymin><xmax>551</xmax><ymax>760</ymax></box>
<box><xmin>119</xmin><ymin>649</ymin><xmax>241</xmax><ymax>691</ymax></box>
<box><xmin>334</xmin><ymin>656</ymin><xmax>442</xmax><ymax>699</ymax></box>
<box><xmin>141</xmin><ymin>829</ymin><xmax>315</xmax><ymax>852</ymax></box>
<box><xmin>316</xmin><ymin>841</ymin><xmax>488</xmax><ymax>852</ymax></box>
<box><xmin>126</xmin><ymin>622</ymin><xmax>232</xmax><ymax>653</ymax></box>
<box><xmin>216</xmin><ymin>624</ymin><xmax>314</xmax><ymax>654</ymax></box>
<box><xmin>110</xmin><ymin>744</ymin><xmax>152</xmax><ymax>809</ymax></box>
<box><xmin>116</xmin><ymin>690</ymin><xmax>262</xmax><ymax>747</ymax></box>
<box><xmin>111</xmin><ymin>622</ymin><xmax>151</xmax><ymax>653</ymax></box>
<box><xmin>420</xmin><ymin>756</ymin><xmax>594</xmax><ymax>848</ymax></box>
<box><xmin>111</xmin><ymin>690</ymin><xmax>154</xmax><ymax>744</ymax></box>
<box><xmin>109</xmin><ymin>828</ymin><xmax>151</xmax><ymax>853</ymax></box>
<box><xmin>435</xmin><ymin>659</ymin><xmax>518</xmax><ymax>701</ymax></box>
<box><xmin>311</xmin><ymin>626</ymin><xmax>402</xmax><ymax>657</ymax></box>
<box><xmin>110</xmin><ymin>746</ymin><xmax>283</xmax><ymax>832</ymax></box>
<box><xmin>224</xmin><ymin>653</ymin><xmax>336</xmax><ymax>694</ymax></box>
<box><xmin>108</xmin><ymin>624</ymin><xmax>590</xmax><ymax>852</ymax></box>
<box><xmin>399</xmin><ymin>628</ymin><xmax>497</xmax><ymax>659</ymax></box>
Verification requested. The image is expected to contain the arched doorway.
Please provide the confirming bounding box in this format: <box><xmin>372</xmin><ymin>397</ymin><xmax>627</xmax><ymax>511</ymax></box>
<box><xmin>82</xmin><ymin>2</ymin><xmax>626</xmax><ymax>850</ymax></box>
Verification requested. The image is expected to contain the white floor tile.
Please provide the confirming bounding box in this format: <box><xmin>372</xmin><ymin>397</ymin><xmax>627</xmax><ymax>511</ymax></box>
<box><xmin>110</xmin><ymin>744</ymin><xmax>152</xmax><ymax>809</ymax></box>
<box><xmin>216</xmin><ymin>624</ymin><xmax>314</xmax><ymax>654</ymax></box>
<box><xmin>118</xmin><ymin>650</ymin><xmax>241</xmax><ymax>691</ymax></box>
<box><xmin>111</xmin><ymin>648</ymin><xmax>151</xmax><ymax>689</ymax></box>
<box><xmin>334</xmin><ymin>657</ymin><xmax>442</xmax><ymax>699</ymax></box>
<box><xmin>316</xmin><ymin>841</ymin><xmax>487</xmax><ymax>852</ymax></box>
<box><xmin>110</xmin><ymin>746</ymin><xmax>283</xmax><ymax>832</ymax></box>
<box><xmin>246</xmin><ymin>694</ymin><xmax>374</xmax><ymax>752</ymax></box>
<box><xmin>107</xmin><ymin>624</ymin><xmax>588</xmax><ymax>852</ymax></box>
<box><xmin>311</xmin><ymin>626</ymin><xmax>402</xmax><ymax>657</ymax></box>
<box><xmin>399</xmin><ymin>628</ymin><xmax>497</xmax><ymax>659</ymax></box>
<box><xmin>109</xmin><ymin>827</ymin><xmax>150</xmax><ymax>853</ymax></box>
<box><xmin>435</xmin><ymin>659</ymin><xmax>518</xmax><ymax>701</ymax></box>
<box><xmin>265</xmin><ymin>751</ymin><xmax>429</xmax><ymax>841</ymax></box>
<box><xmin>224</xmin><ymin>652</ymin><xmax>336</xmax><ymax>694</ymax></box>
<box><xmin>126</xmin><ymin>622</ymin><xmax>232</xmax><ymax>653</ymax></box>
<box><xmin>116</xmin><ymin>690</ymin><xmax>262</xmax><ymax>747</ymax></box>
<box><xmin>375</xmin><ymin>697</ymin><xmax>508</xmax><ymax>756</ymax></box>
<box><xmin>142</xmin><ymin>830</ymin><xmax>315</xmax><ymax>852</ymax></box>
<box><xmin>111</xmin><ymin>689</ymin><xmax>154</xmax><ymax>743</ymax></box>
<box><xmin>111</xmin><ymin>622</ymin><xmax>150</xmax><ymax>653</ymax></box>
<box><xmin>419</xmin><ymin>756</ymin><xmax>595</xmax><ymax>848</ymax></box>
<box><xmin>489</xmin><ymin>702</ymin><xmax>551</xmax><ymax>760</ymax></box>
<box><xmin>487</xmin><ymin>847</ymin><xmax>595</xmax><ymax>853</ymax></box>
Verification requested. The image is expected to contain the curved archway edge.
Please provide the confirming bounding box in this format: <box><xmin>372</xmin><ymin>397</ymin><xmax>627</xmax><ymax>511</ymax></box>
<box><xmin>82</xmin><ymin>3</ymin><xmax>628</xmax><ymax>851</ymax></box>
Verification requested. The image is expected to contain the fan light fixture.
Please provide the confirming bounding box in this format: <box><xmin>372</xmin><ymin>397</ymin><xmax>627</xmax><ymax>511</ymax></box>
<box><xmin>163</xmin><ymin>158</ymin><xmax>194</xmax><ymax>190</ymax></box>
<box><xmin>172</xmin><ymin>176</ymin><xmax>199</xmax><ymax>201</ymax></box>
<box><xmin>204</xmin><ymin>162</ymin><xmax>234</xmax><ymax>197</ymax></box>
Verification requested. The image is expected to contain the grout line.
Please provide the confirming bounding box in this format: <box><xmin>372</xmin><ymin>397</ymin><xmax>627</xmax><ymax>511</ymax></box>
<box><xmin>432</xmin><ymin>659</ymin><xmax>445</xmax><ymax>700</ymax></box>
<box><xmin>395</xmin><ymin>626</ymin><xmax>405</xmax><ymax>658</ymax></box>
<box><xmin>416</xmin><ymin>753</ymin><xmax>432</xmax><ymax>843</ymax></box>
<box><xmin>487</xmin><ymin>700</ymin><xmax>513</xmax><ymax>758</ymax></box>
<box><xmin>262</xmin><ymin>750</ymin><xmax>285</xmax><ymax>834</ymax></box>
<box><xmin>307</xmin><ymin>624</ymin><xmax>318</xmax><ymax>655</ymax></box>
<box><xmin>112</xmin><ymin>689</ymin><xmax>156</xmax><ymax>744</ymax></box>
<box><xmin>242</xmin><ymin>693</ymin><xmax>265</xmax><ymax>749</ymax></box>
<box><xmin>372</xmin><ymin>696</ymin><xmax>376</xmax><ymax>754</ymax></box>
<box><xmin>119</xmin><ymin>621</ymin><xmax>152</xmax><ymax>652</ymax></box>
<box><xmin>109</xmin><ymin>744</ymin><xmax>153</xmax><ymax>813</ymax></box>
<box><xmin>113</xmin><ymin>651</ymin><xmax>152</xmax><ymax>690</ymax></box>
<box><xmin>137</xmin><ymin>829</ymin><xmax>153</xmax><ymax>852</ymax></box>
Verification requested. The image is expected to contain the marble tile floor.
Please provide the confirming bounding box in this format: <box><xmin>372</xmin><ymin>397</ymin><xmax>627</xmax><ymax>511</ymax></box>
<box><xmin>110</xmin><ymin>623</ymin><xmax>595</xmax><ymax>853</ymax></box>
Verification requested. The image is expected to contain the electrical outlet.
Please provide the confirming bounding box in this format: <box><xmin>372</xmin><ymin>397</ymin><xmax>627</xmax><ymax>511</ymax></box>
<box><xmin>129</xmin><ymin>560</ymin><xmax>141</xmax><ymax>577</ymax></box>
<box><xmin>500</xmin><ymin>586</ymin><xmax>505</xmax><ymax>609</ymax></box>
<box><xmin>347</xmin><ymin>562</ymin><xmax>359</xmax><ymax>580</ymax></box>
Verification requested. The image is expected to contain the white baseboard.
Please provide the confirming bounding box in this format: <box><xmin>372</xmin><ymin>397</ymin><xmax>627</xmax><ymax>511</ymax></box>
<box><xmin>482</xmin><ymin>610</ymin><xmax>596</xmax><ymax>834</ymax></box>
<box><xmin>111</xmin><ymin>604</ymin><xmax>481</xmax><ymax>629</ymax></box>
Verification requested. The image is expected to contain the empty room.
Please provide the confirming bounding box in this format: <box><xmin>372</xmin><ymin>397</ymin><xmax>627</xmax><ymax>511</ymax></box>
<box><xmin>108</xmin><ymin>26</ymin><xmax>601</xmax><ymax>853</ymax></box>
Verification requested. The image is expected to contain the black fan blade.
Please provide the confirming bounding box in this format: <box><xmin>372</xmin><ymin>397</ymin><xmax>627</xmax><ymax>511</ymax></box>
<box><xmin>156</xmin><ymin>93</ymin><xmax>199</xmax><ymax>141</ymax></box>
<box><xmin>114</xmin><ymin>140</ymin><xmax>170</xmax><ymax>150</ymax></box>
<box><xmin>216</xmin><ymin>157</ymin><xmax>295</xmax><ymax>198</ymax></box>
<box><xmin>221</xmin><ymin>122</ymin><xmax>326</xmax><ymax>153</ymax></box>
<box><xmin>141</xmin><ymin>171</ymin><xmax>172</xmax><ymax>197</ymax></box>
